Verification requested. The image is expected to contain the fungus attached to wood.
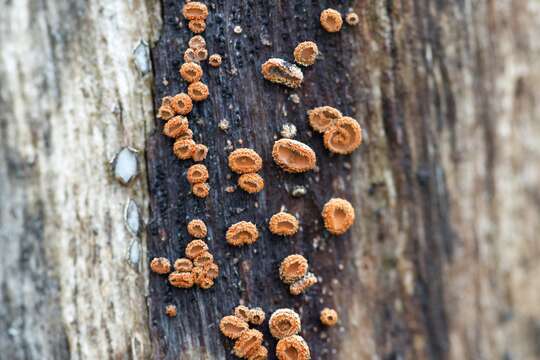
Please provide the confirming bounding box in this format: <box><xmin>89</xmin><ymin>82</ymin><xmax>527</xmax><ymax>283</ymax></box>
<box><xmin>323</xmin><ymin>116</ymin><xmax>362</xmax><ymax>154</ymax></box>
<box><xmin>165</xmin><ymin>304</ymin><xmax>177</xmax><ymax>317</ymax></box>
<box><xmin>173</xmin><ymin>138</ymin><xmax>196</xmax><ymax>160</ymax></box>
<box><xmin>248</xmin><ymin>307</ymin><xmax>265</xmax><ymax>325</ymax></box>
<box><xmin>174</xmin><ymin>258</ymin><xmax>194</xmax><ymax>272</ymax></box>
<box><xmin>187</xmin><ymin>164</ymin><xmax>209</xmax><ymax>184</ymax></box>
<box><xmin>289</xmin><ymin>272</ymin><xmax>318</xmax><ymax>296</ymax></box>
<box><xmin>269</xmin><ymin>212</ymin><xmax>299</xmax><ymax>236</ymax></box>
<box><xmin>192</xmin><ymin>144</ymin><xmax>208</xmax><ymax>162</ymax></box>
<box><xmin>228</xmin><ymin>148</ymin><xmax>263</xmax><ymax>174</ymax></box>
<box><xmin>238</xmin><ymin>173</ymin><xmax>265</xmax><ymax>194</ymax></box>
<box><xmin>293</xmin><ymin>41</ymin><xmax>319</xmax><ymax>66</ymax></box>
<box><xmin>279</xmin><ymin>254</ymin><xmax>308</xmax><ymax>284</ymax></box>
<box><xmin>320</xmin><ymin>308</ymin><xmax>338</xmax><ymax>326</ymax></box>
<box><xmin>150</xmin><ymin>257</ymin><xmax>171</xmax><ymax>274</ymax></box>
<box><xmin>182</xmin><ymin>2</ymin><xmax>208</xmax><ymax>20</ymax></box>
<box><xmin>195</xmin><ymin>48</ymin><xmax>208</xmax><ymax>61</ymax></box>
<box><xmin>187</xmin><ymin>219</ymin><xmax>207</xmax><ymax>238</ymax></box>
<box><xmin>168</xmin><ymin>271</ymin><xmax>195</xmax><ymax>288</ymax></box>
<box><xmin>272</xmin><ymin>139</ymin><xmax>316</xmax><ymax>173</ymax></box>
<box><xmin>233</xmin><ymin>329</ymin><xmax>264</xmax><ymax>358</ymax></box>
<box><xmin>268</xmin><ymin>309</ymin><xmax>301</xmax><ymax>339</ymax></box>
<box><xmin>188</xmin><ymin>20</ymin><xmax>206</xmax><ymax>34</ymax></box>
<box><xmin>321</xmin><ymin>198</ymin><xmax>355</xmax><ymax>235</ymax></box>
<box><xmin>261</xmin><ymin>58</ymin><xmax>304</xmax><ymax>88</ymax></box>
<box><xmin>184</xmin><ymin>48</ymin><xmax>199</xmax><ymax>63</ymax></box>
<box><xmin>180</xmin><ymin>62</ymin><xmax>204</xmax><ymax>83</ymax></box>
<box><xmin>171</xmin><ymin>93</ymin><xmax>193</xmax><ymax>115</ymax></box>
<box><xmin>276</xmin><ymin>335</ymin><xmax>311</xmax><ymax>360</ymax></box>
<box><xmin>346</xmin><ymin>12</ymin><xmax>360</xmax><ymax>26</ymax></box>
<box><xmin>307</xmin><ymin>106</ymin><xmax>342</xmax><ymax>133</ymax></box>
<box><xmin>226</xmin><ymin>221</ymin><xmax>259</xmax><ymax>246</ymax></box>
<box><xmin>192</xmin><ymin>182</ymin><xmax>210</xmax><ymax>198</ymax></box>
<box><xmin>188</xmin><ymin>35</ymin><xmax>206</xmax><ymax>49</ymax></box>
<box><xmin>320</xmin><ymin>8</ymin><xmax>343</xmax><ymax>33</ymax></box>
<box><xmin>187</xmin><ymin>81</ymin><xmax>209</xmax><ymax>101</ymax></box>
<box><xmin>234</xmin><ymin>305</ymin><xmax>251</xmax><ymax>322</ymax></box>
<box><xmin>163</xmin><ymin>116</ymin><xmax>189</xmax><ymax>138</ymax></box>
<box><xmin>158</xmin><ymin>97</ymin><xmax>175</xmax><ymax>120</ymax></box>
<box><xmin>209</xmin><ymin>54</ymin><xmax>222</xmax><ymax>67</ymax></box>
<box><xmin>185</xmin><ymin>239</ymin><xmax>209</xmax><ymax>259</ymax></box>
<box><xmin>219</xmin><ymin>315</ymin><xmax>249</xmax><ymax>339</ymax></box>
<box><xmin>249</xmin><ymin>345</ymin><xmax>268</xmax><ymax>360</ymax></box>
<box><xmin>193</xmin><ymin>251</ymin><xmax>214</xmax><ymax>267</ymax></box>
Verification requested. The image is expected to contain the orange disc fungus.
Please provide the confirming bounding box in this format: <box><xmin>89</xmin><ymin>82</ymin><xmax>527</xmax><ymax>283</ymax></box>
<box><xmin>276</xmin><ymin>335</ymin><xmax>310</xmax><ymax>360</ymax></box>
<box><xmin>268</xmin><ymin>308</ymin><xmax>301</xmax><ymax>339</ymax></box>
<box><xmin>293</xmin><ymin>41</ymin><xmax>319</xmax><ymax>66</ymax></box>
<box><xmin>174</xmin><ymin>258</ymin><xmax>194</xmax><ymax>272</ymax></box>
<box><xmin>187</xmin><ymin>81</ymin><xmax>209</xmax><ymax>101</ymax></box>
<box><xmin>178</xmin><ymin>128</ymin><xmax>194</xmax><ymax>140</ymax></box>
<box><xmin>219</xmin><ymin>315</ymin><xmax>249</xmax><ymax>339</ymax></box>
<box><xmin>192</xmin><ymin>143</ymin><xmax>208</xmax><ymax>162</ymax></box>
<box><xmin>234</xmin><ymin>305</ymin><xmax>251</xmax><ymax>322</ymax></box>
<box><xmin>226</xmin><ymin>221</ymin><xmax>259</xmax><ymax>246</ymax></box>
<box><xmin>185</xmin><ymin>239</ymin><xmax>209</xmax><ymax>259</ymax></box>
<box><xmin>272</xmin><ymin>139</ymin><xmax>316</xmax><ymax>173</ymax></box>
<box><xmin>323</xmin><ymin>116</ymin><xmax>362</xmax><ymax>154</ymax></box>
<box><xmin>188</xmin><ymin>35</ymin><xmax>206</xmax><ymax>49</ymax></box>
<box><xmin>165</xmin><ymin>304</ymin><xmax>177</xmax><ymax>317</ymax></box>
<box><xmin>249</xmin><ymin>345</ymin><xmax>268</xmax><ymax>360</ymax></box>
<box><xmin>289</xmin><ymin>272</ymin><xmax>318</xmax><ymax>296</ymax></box>
<box><xmin>320</xmin><ymin>308</ymin><xmax>338</xmax><ymax>326</ymax></box>
<box><xmin>320</xmin><ymin>8</ymin><xmax>343</xmax><ymax>33</ymax></box>
<box><xmin>279</xmin><ymin>254</ymin><xmax>308</xmax><ymax>284</ymax></box>
<box><xmin>188</xmin><ymin>19</ymin><xmax>206</xmax><ymax>34</ymax></box>
<box><xmin>192</xmin><ymin>182</ymin><xmax>210</xmax><ymax>198</ymax></box>
<box><xmin>195</xmin><ymin>48</ymin><xmax>208</xmax><ymax>61</ymax></box>
<box><xmin>261</xmin><ymin>58</ymin><xmax>304</xmax><ymax>88</ymax></box>
<box><xmin>321</xmin><ymin>198</ymin><xmax>355</xmax><ymax>235</ymax></box>
<box><xmin>163</xmin><ymin>116</ymin><xmax>189</xmax><ymax>138</ymax></box>
<box><xmin>193</xmin><ymin>251</ymin><xmax>214</xmax><ymax>267</ymax></box>
<box><xmin>248</xmin><ymin>307</ymin><xmax>266</xmax><ymax>325</ymax></box>
<box><xmin>233</xmin><ymin>329</ymin><xmax>264</xmax><ymax>358</ymax></box>
<box><xmin>171</xmin><ymin>93</ymin><xmax>193</xmax><ymax>115</ymax></box>
<box><xmin>158</xmin><ymin>97</ymin><xmax>175</xmax><ymax>120</ymax></box>
<box><xmin>180</xmin><ymin>62</ymin><xmax>204</xmax><ymax>83</ymax></box>
<box><xmin>187</xmin><ymin>219</ymin><xmax>207</xmax><ymax>238</ymax></box>
<box><xmin>150</xmin><ymin>257</ymin><xmax>171</xmax><ymax>274</ymax></box>
<box><xmin>209</xmin><ymin>54</ymin><xmax>222</xmax><ymax>67</ymax></box>
<box><xmin>269</xmin><ymin>212</ymin><xmax>299</xmax><ymax>236</ymax></box>
<box><xmin>346</xmin><ymin>12</ymin><xmax>360</xmax><ymax>26</ymax></box>
<box><xmin>173</xmin><ymin>138</ymin><xmax>196</xmax><ymax>160</ymax></box>
<box><xmin>228</xmin><ymin>148</ymin><xmax>263</xmax><ymax>174</ymax></box>
<box><xmin>238</xmin><ymin>173</ymin><xmax>265</xmax><ymax>193</ymax></box>
<box><xmin>184</xmin><ymin>48</ymin><xmax>199</xmax><ymax>63</ymax></box>
<box><xmin>168</xmin><ymin>271</ymin><xmax>195</xmax><ymax>288</ymax></box>
<box><xmin>182</xmin><ymin>2</ymin><xmax>208</xmax><ymax>20</ymax></box>
<box><xmin>187</xmin><ymin>164</ymin><xmax>209</xmax><ymax>184</ymax></box>
<box><xmin>307</xmin><ymin>106</ymin><xmax>342</xmax><ymax>133</ymax></box>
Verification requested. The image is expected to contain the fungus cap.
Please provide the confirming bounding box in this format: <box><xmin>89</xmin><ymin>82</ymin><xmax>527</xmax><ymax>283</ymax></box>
<box><xmin>320</xmin><ymin>308</ymin><xmax>339</xmax><ymax>326</ymax></box>
<box><xmin>321</xmin><ymin>198</ymin><xmax>355</xmax><ymax>235</ymax></box>
<box><xmin>150</xmin><ymin>257</ymin><xmax>171</xmax><ymax>274</ymax></box>
<box><xmin>279</xmin><ymin>254</ymin><xmax>309</xmax><ymax>284</ymax></box>
<box><xmin>272</xmin><ymin>139</ymin><xmax>316</xmax><ymax>173</ymax></box>
<box><xmin>226</xmin><ymin>221</ymin><xmax>259</xmax><ymax>246</ymax></box>
<box><xmin>180</xmin><ymin>62</ymin><xmax>204</xmax><ymax>83</ymax></box>
<box><xmin>188</xmin><ymin>19</ymin><xmax>206</xmax><ymax>34</ymax></box>
<box><xmin>192</xmin><ymin>144</ymin><xmax>208</xmax><ymax>162</ymax></box>
<box><xmin>192</xmin><ymin>182</ymin><xmax>210</xmax><ymax>198</ymax></box>
<box><xmin>187</xmin><ymin>164</ymin><xmax>209</xmax><ymax>184</ymax></box>
<box><xmin>174</xmin><ymin>258</ymin><xmax>194</xmax><ymax>272</ymax></box>
<box><xmin>269</xmin><ymin>212</ymin><xmax>299</xmax><ymax>236</ymax></box>
<box><xmin>233</xmin><ymin>329</ymin><xmax>264</xmax><ymax>358</ymax></box>
<box><xmin>307</xmin><ymin>106</ymin><xmax>342</xmax><ymax>133</ymax></box>
<box><xmin>248</xmin><ymin>307</ymin><xmax>266</xmax><ymax>325</ymax></box>
<box><xmin>289</xmin><ymin>272</ymin><xmax>318</xmax><ymax>296</ymax></box>
<box><xmin>323</xmin><ymin>116</ymin><xmax>362</xmax><ymax>154</ymax></box>
<box><xmin>173</xmin><ymin>138</ymin><xmax>196</xmax><ymax>160</ymax></box>
<box><xmin>276</xmin><ymin>335</ymin><xmax>311</xmax><ymax>360</ymax></box>
<box><xmin>293</xmin><ymin>41</ymin><xmax>319</xmax><ymax>66</ymax></box>
<box><xmin>187</xmin><ymin>81</ymin><xmax>209</xmax><ymax>101</ymax></box>
<box><xmin>182</xmin><ymin>2</ymin><xmax>208</xmax><ymax>20</ymax></box>
<box><xmin>228</xmin><ymin>148</ymin><xmax>263</xmax><ymax>174</ymax></box>
<box><xmin>209</xmin><ymin>54</ymin><xmax>222</xmax><ymax>67</ymax></box>
<box><xmin>238</xmin><ymin>173</ymin><xmax>265</xmax><ymax>194</ymax></box>
<box><xmin>163</xmin><ymin>116</ymin><xmax>189</xmax><ymax>139</ymax></box>
<box><xmin>261</xmin><ymin>58</ymin><xmax>304</xmax><ymax>88</ymax></box>
<box><xmin>320</xmin><ymin>8</ymin><xmax>343</xmax><ymax>32</ymax></box>
<box><xmin>268</xmin><ymin>308</ymin><xmax>301</xmax><ymax>339</ymax></box>
<box><xmin>219</xmin><ymin>315</ymin><xmax>249</xmax><ymax>339</ymax></box>
<box><xmin>168</xmin><ymin>271</ymin><xmax>195</xmax><ymax>288</ymax></box>
<box><xmin>185</xmin><ymin>239</ymin><xmax>209</xmax><ymax>259</ymax></box>
<box><xmin>187</xmin><ymin>219</ymin><xmax>207</xmax><ymax>238</ymax></box>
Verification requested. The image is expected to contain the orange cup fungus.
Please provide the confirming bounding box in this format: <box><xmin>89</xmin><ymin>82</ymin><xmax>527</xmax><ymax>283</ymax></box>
<box><xmin>269</xmin><ymin>212</ymin><xmax>299</xmax><ymax>236</ymax></box>
<box><xmin>226</xmin><ymin>221</ymin><xmax>259</xmax><ymax>246</ymax></box>
<box><xmin>228</xmin><ymin>148</ymin><xmax>263</xmax><ymax>174</ymax></box>
<box><xmin>272</xmin><ymin>139</ymin><xmax>316</xmax><ymax>173</ymax></box>
<box><xmin>261</xmin><ymin>58</ymin><xmax>304</xmax><ymax>88</ymax></box>
<box><xmin>321</xmin><ymin>198</ymin><xmax>355</xmax><ymax>235</ymax></box>
<box><xmin>320</xmin><ymin>8</ymin><xmax>343</xmax><ymax>32</ymax></box>
<box><xmin>293</xmin><ymin>41</ymin><xmax>319</xmax><ymax>66</ymax></box>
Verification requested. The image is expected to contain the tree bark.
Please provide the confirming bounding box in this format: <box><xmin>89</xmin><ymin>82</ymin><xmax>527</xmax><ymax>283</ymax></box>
<box><xmin>2</xmin><ymin>0</ymin><xmax>540</xmax><ymax>360</ymax></box>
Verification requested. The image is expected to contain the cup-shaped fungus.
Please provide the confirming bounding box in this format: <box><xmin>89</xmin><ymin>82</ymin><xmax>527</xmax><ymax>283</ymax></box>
<box><xmin>346</xmin><ymin>12</ymin><xmax>360</xmax><ymax>26</ymax></box>
<box><xmin>249</xmin><ymin>345</ymin><xmax>268</xmax><ymax>360</ymax></box>
<box><xmin>219</xmin><ymin>315</ymin><xmax>249</xmax><ymax>339</ymax></box>
<box><xmin>193</xmin><ymin>251</ymin><xmax>214</xmax><ymax>267</ymax></box>
<box><xmin>261</xmin><ymin>58</ymin><xmax>304</xmax><ymax>88</ymax></box>
<box><xmin>272</xmin><ymin>139</ymin><xmax>316</xmax><ymax>173</ymax></box>
<box><xmin>293</xmin><ymin>41</ymin><xmax>319</xmax><ymax>66</ymax></box>
<box><xmin>192</xmin><ymin>182</ymin><xmax>210</xmax><ymax>198</ymax></box>
<box><xmin>279</xmin><ymin>255</ymin><xmax>308</xmax><ymax>284</ymax></box>
<box><xmin>187</xmin><ymin>81</ymin><xmax>209</xmax><ymax>101</ymax></box>
<box><xmin>195</xmin><ymin>48</ymin><xmax>208</xmax><ymax>61</ymax></box>
<box><xmin>238</xmin><ymin>173</ymin><xmax>265</xmax><ymax>193</ymax></box>
<box><xmin>187</xmin><ymin>164</ymin><xmax>209</xmax><ymax>184</ymax></box>
<box><xmin>209</xmin><ymin>54</ymin><xmax>222</xmax><ymax>67</ymax></box>
<box><xmin>248</xmin><ymin>307</ymin><xmax>266</xmax><ymax>325</ymax></box>
<box><xmin>188</xmin><ymin>35</ymin><xmax>206</xmax><ymax>49</ymax></box>
<box><xmin>180</xmin><ymin>62</ymin><xmax>204</xmax><ymax>83</ymax></box>
<box><xmin>187</xmin><ymin>219</ymin><xmax>207</xmax><ymax>238</ymax></box>
<box><xmin>197</xmin><ymin>275</ymin><xmax>214</xmax><ymax>289</ymax></box>
<box><xmin>182</xmin><ymin>2</ymin><xmax>208</xmax><ymax>20</ymax></box>
<box><xmin>185</xmin><ymin>239</ymin><xmax>209</xmax><ymax>259</ymax></box>
<box><xmin>323</xmin><ymin>117</ymin><xmax>362</xmax><ymax>154</ymax></box>
<box><xmin>173</xmin><ymin>138</ymin><xmax>196</xmax><ymax>160</ymax></box>
<box><xmin>234</xmin><ymin>305</ymin><xmax>251</xmax><ymax>322</ymax></box>
<box><xmin>171</xmin><ymin>93</ymin><xmax>193</xmax><ymax>115</ymax></box>
<box><xmin>184</xmin><ymin>48</ymin><xmax>199</xmax><ymax>63</ymax></box>
<box><xmin>178</xmin><ymin>128</ymin><xmax>194</xmax><ymax>140</ymax></box>
<box><xmin>150</xmin><ymin>257</ymin><xmax>171</xmax><ymax>274</ymax></box>
<box><xmin>165</xmin><ymin>304</ymin><xmax>177</xmax><ymax>317</ymax></box>
<box><xmin>269</xmin><ymin>212</ymin><xmax>299</xmax><ymax>236</ymax></box>
<box><xmin>174</xmin><ymin>258</ymin><xmax>194</xmax><ymax>272</ymax></box>
<box><xmin>158</xmin><ymin>97</ymin><xmax>175</xmax><ymax>120</ymax></box>
<box><xmin>226</xmin><ymin>221</ymin><xmax>259</xmax><ymax>246</ymax></box>
<box><xmin>321</xmin><ymin>198</ymin><xmax>355</xmax><ymax>235</ymax></box>
<box><xmin>289</xmin><ymin>272</ymin><xmax>318</xmax><ymax>296</ymax></box>
<box><xmin>276</xmin><ymin>335</ymin><xmax>311</xmax><ymax>360</ymax></box>
<box><xmin>228</xmin><ymin>149</ymin><xmax>263</xmax><ymax>174</ymax></box>
<box><xmin>320</xmin><ymin>8</ymin><xmax>343</xmax><ymax>33</ymax></box>
<box><xmin>188</xmin><ymin>19</ymin><xmax>206</xmax><ymax>34</ymax></box>
<box><xmin>168</xmin><ymin>271</ymin><xmax>195</xmax><ymax>288</ymax></box>
<box><xmin>163</xmin><ymin>116</ymin><xmax>189</xmax><ymax>138</ymax></box>
<box><xmin>203</xmin><ymin>262</ymin><xmax>219</xmax><ymax>279</ymax></box>
<box><xmin>307</xmin><ymin>106</ymin><xmax>342</xmax><ymax>133</ymax></box>
<box><xmin>233</xmin><ymin>329</ymin><xmax>264</xmax><ymax>358</ymax></box>
<box><xmin>269</xmin><ymin>309</ymin><xmax>301</xmax><ymax>339</ymax></box>
<box><xmin>320</xmin><ymin>308</ymin><xmax>338</xmax><ymax>326</ymax></box>
<box><xmin>192</xmin><ymin>144</ymin><xmax>208</xmax><ymax>162</ymax></box>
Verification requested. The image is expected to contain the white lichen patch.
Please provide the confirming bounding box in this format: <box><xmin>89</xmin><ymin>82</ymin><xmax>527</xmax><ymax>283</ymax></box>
<box><xmin>133</xmin><ymin>40</ymin><xmax>151</xmax><ymax>75</ymax></box>
<box><xmin>124</xmin><ymin>199</ymin><xmax>141</xmax><ymax>236</ymax></box>
<box><xmin>127</xmin><ymin>239</ymin><xmax>141</xmax><ymax>269</ymax></box>
<box><xmin>111</xmin><ymin>147</ymin><xmax>139</xmax><ymax>185</ymax></box>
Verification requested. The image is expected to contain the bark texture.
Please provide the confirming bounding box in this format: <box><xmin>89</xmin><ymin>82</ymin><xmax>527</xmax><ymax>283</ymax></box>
<box><xmin>1</xmin><ymin>0</ymin><xmax>540</xmax><ymax>360</ymax></box>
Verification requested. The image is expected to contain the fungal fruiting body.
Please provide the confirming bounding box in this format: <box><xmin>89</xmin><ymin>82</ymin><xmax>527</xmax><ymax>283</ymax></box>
<box><xmin>187</xmin><ymin>164</ymin><xmax>209</xmax><ymax>184</ymax></box>
<box><xmin>276</xmin><ymin>335</ymin><xmax>311</xmax><ymax>360</ymax></box>
<box><xmin>171</xmin><ymin>93</ymin><xmax>193</xmax><ymax>115</ymax></box>
<box><xmin>187</xmin><ymin>219</ymin><xmax>207</xmax><ymax>238</ymax></box>
<box><xmin>192</xmin><ymin>182</ymin><xmax>210</xmax><ymax>198</ymax></box>
<box><xmin>272</xmin><ymin>139</ymin><xmax>316</xmax><ymax>173</ymax></box>
<box><xmin>158</xmin><ymin>97</ymin><xmax>175</xmax><ymax>120</ymax></box>
<box><xmin>195</xmin><ymin>48</ymin><xmax>208</xmax><ymax>61</ymax></box>
<box><xmin>289</xmin><ymin>272</ymin><xmax>318</xmax><ymax>296</ymax></box>
<box><xmin>320</xmin><ymin>308</ymin><xmax>338</xmax><ymax>326</ymax></box>
<box><xmin>248</xmin><ymin>308</ymin><xmax>265</xmax><ymax>325</ymax></box>
<box><xmin>279</xmin><ymin>254</ymin><xmax>309</xmax><ymax>284</ymax></box>
<box><xmin>180</xmin><ymin>62</ymin><xmax>204</xmax><ymax>83</ymax></box>
<box><xmin>150</xmin><ymin>257</ymin><xmax>171</xmax><ymax>274</ymax></box>
<box><xmin>173</xmin><ymin>138</ymin><xmax>196</xmax><ymax>160</ymax></box>
<box><xmin>307</xmin><ymin>106</ymin><xmax>342</xmax><ymax>133</ymax></box>
<box><xmin>233</xmin><ymin>329</ymin><xmax>264</xmax><ymax>358</ymax></box>
<box><xmin>248</xmin><ymin>345</ymin><xmax>268</xmax><ymax>360</ymax></box>
<box><xmin>193</xmin><ymin>251</ymin><xmax>214</xmax><ymax>267</ymax></box>
<box><xmin>323</xmin><ymin>116</ymin><xmax>362</xmax><ymax>154</ymax></box>
<box><xmin>185</xmin><ymin>239</ymin><xmax>209</xmax><ymax>259</ymax></box>
<box><xmin>165</xmin><ymin>304</ymin><xmax>177</xmax><ymax>317</ymax></box>
<box><xmin>228</xmin><ymin>148</ymin><xmax>263</xmax><ymax>174</ymax></box>
<box><xmin>346</xmin><ymin>12</ymin><xmax>360</xmax><ymax>26</ymax></box>
<box><xmin>188</xmin><ymin>81</ymin><xmax>209</xmax><ymax>101</ymax></box>
<box><xmin>261</xmin><ymin>58</ymin><xmax>304</xmax><ymax>88</ymax></box>
<box><xmin>238</xmin><ymin>173</ymin><xmax>265</xmax><ymax>193</ymax></box>
<box><xmin>321</xmin><ymin>198</ymin><xmax>355</xmax><ymax>235</ymax></box>
<box><xmin>168</xmin><ymin>271</ymin><xmax>195</xmax><ymax>288</ymax></box>
<box><xmin>188</xmin><ymin>19</ymin><xmax>206</xmax><ymax>33</ymax></box>
<box><xmin>209</xmin><ymin>54</ymin><xmax>222</xmax><ymax>67</ymax></box>
<box><xmin>182</xmin><ymin>2</ymin><xmax>208</xmax><ymax>20</ymax></box>
<box><xmin>184</xmin><ymin>48</ymin><xmax>199</xmax><ymax>63</ymax></box>
<box><xmin>174</xmin><ymin>258</ymin><xmax>194</xmax><ymax>272</ymax></box>
<box><xmin>179</xmin><ymin>129</ymin><xmax>194</xmax><ymax>140</ymax></box>
<box><xmin>268</xmin><ymin>308</ymin><xmax>301</xmax><ymax>339</ymax></box>
<box><xmin>188</xmin><ymin>35</ymin><xmax>206</xmax><ymax>49</ymax></box>
<box><xmin>293</xmin><ymin>41</ymin><xmax>319</xmax><ymax>66</ymax></box>
<box><xmin>226</xmin><ymin>221</ymin><xmax>259</xmax><ymax>246</ymax></box>
<box><xmin>234</xmin><ymin>305</ymin><xmax>251</xmax><ymax>322</ymax></box>
<box><xmin>320</xmin><ymin>8</ymin><xmax>343</xmax><ymax>33</ymax></box>
<box><xmin>192</xmin><ymin>144</ymin><xmax>208</xmax><ymax>162</ymax></box>
<box><xmin>163</xmin><ymin>116</ymin><xmax>189</xmax><ymax>138</ymax></box>
<box><xmin>269</xmin><ymin>212</ymin><xmax>299</xmax><ymax>236</ymax></box>
<box><xmin>220</xmin><ymin>315</ymin><xmax>249</xmax><ymax>339</ymax></box>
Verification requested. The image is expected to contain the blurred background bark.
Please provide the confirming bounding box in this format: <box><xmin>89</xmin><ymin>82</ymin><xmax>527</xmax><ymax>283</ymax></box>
<box><xmin>1</xmin><ymin>1</ymin><xmax>540</xmax><ymax>359</ymax></box>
